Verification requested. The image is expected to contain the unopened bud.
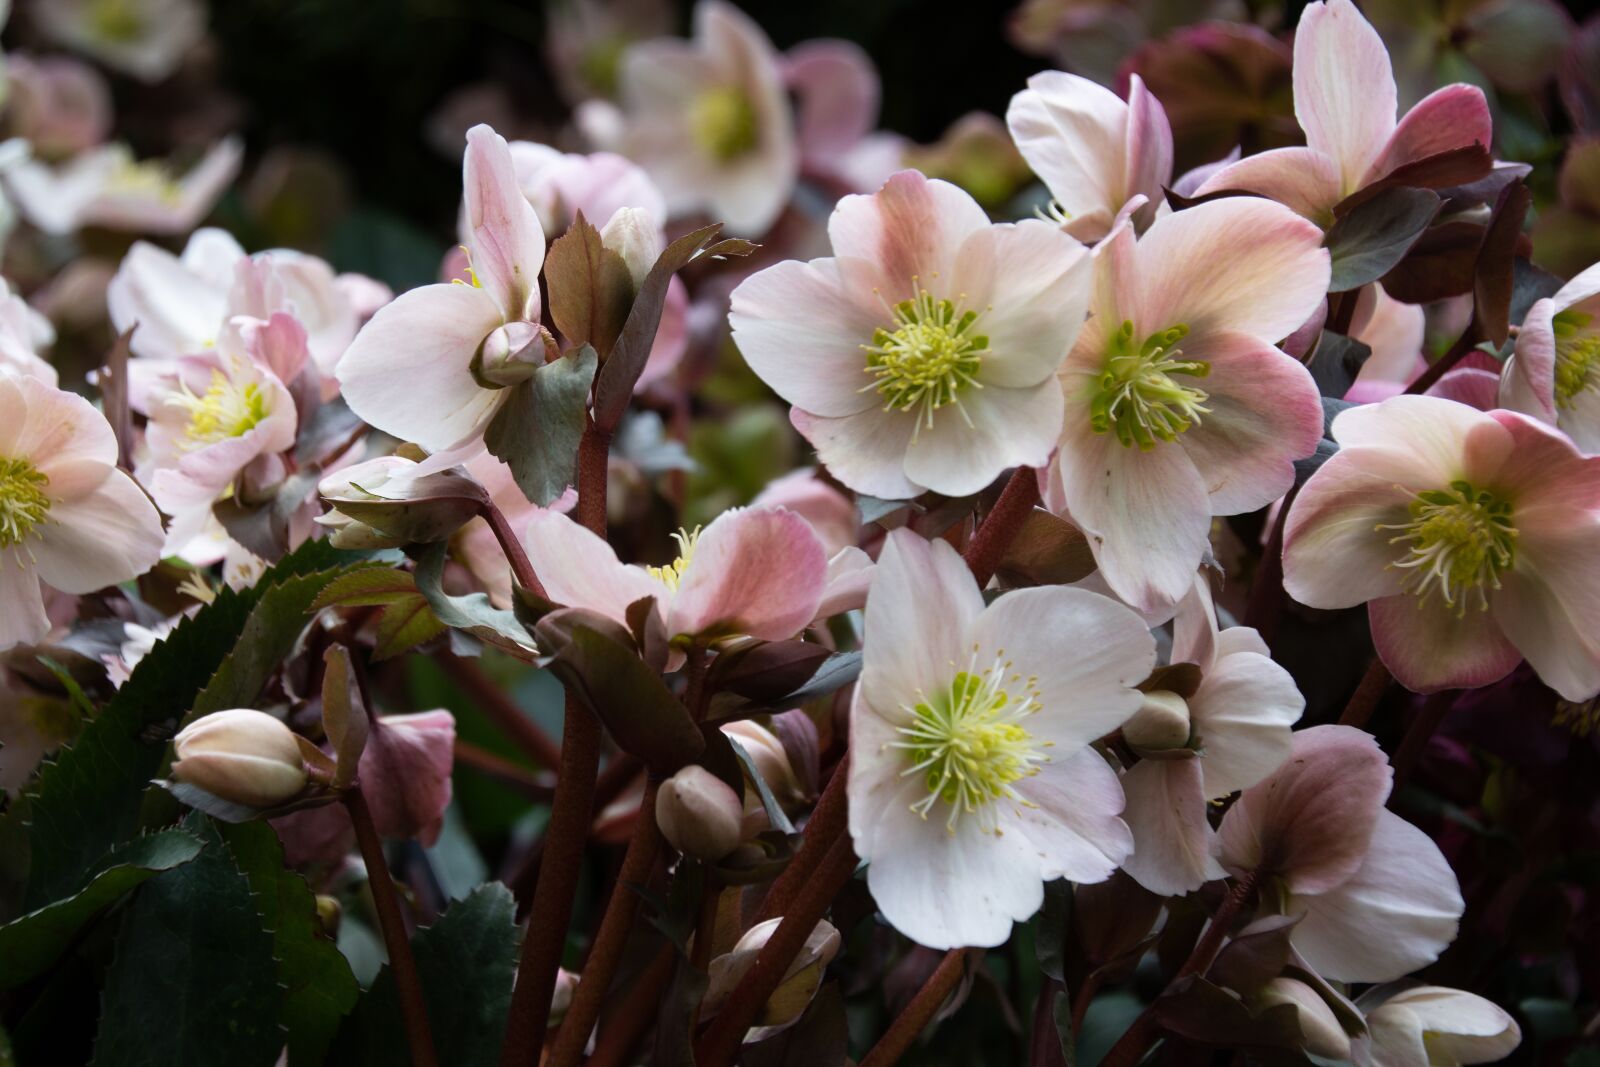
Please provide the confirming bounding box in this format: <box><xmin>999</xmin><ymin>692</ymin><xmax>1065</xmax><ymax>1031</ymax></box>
<box><xmin>1124</xmin><ymin>690</ymin><xmax>1191</xmax><ymax>752</ymax></box>
<box><xmin>477</xmin><ymin>320</ymin><xmax>558</xmax><ymax>387</ymax></box>
<box><xmin>315</xmin><ymin>895</ymin><xmax>342</xmax><ymax>936</ymax></box>
<box><xmin>549</xmin><ymin>968</ymin><xmax>578</xmax><ymax>1028</ymax></box>
<box><xmin>318</xmin><ymin>456</ymin><xmax>487</xmax><ymax>546</ymax></box>
<box><xmin>656</xmin><ymin>765</ymin><xmax>744</xmax><ymax>860</ymax></box>
<box><xmin>171</xmin><ymin>709</ymin><xmax>308</xmax><ymax>808</ymax></box>
<box><xmin>704</xmin><ymin>917</ymin><xmax>841</xmax><ymax>1030</ymax></box>
<box><xmin>722</xmin><ymin>720</ymin><xmax>803</xmax><ymax>809</ymax></box>
<box><xmin>1257</xmin><ymin>977</ymin><xmax>1351</xmax><ymax>1061</ymax></box>
<box><xmin>600</xmin><ymin>206</ymin><xmax>662</xmax><ymax>288</ymax></box>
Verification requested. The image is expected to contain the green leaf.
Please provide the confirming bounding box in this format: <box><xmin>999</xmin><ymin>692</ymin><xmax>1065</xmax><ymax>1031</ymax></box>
<box><xmin>727</xmin><ymin>736</ymin><xmax>796</xmax><ymax>835</ymax></box>
<box><xmin>1305</xmin><ymin>330</ymin><xmax>1372</xmax><ymax>399</ymax></box>
<box><xmin>0</xmin><ymin>829</ymin><xmax>203</xmax><ymax>991</ymax></box>
<box><xmin>483</xmin><ymin>343</ymin><xmax>598</xmax><ymax>506</ymax></box>
<box><xmin>222</xmin><ymin>821</ymin><xmax>359</xmax><ymax>1067</ymax></box>
<box><xmin>1324</xmin><ymin>186</ymin><xmax>1441</xmax><ymax>292</ymax></box>
<box><xmin>1036</xmin><ymin>879</ymin><xmax>1072</xmax><ymax>983</ymax></box>
<box><xmin>92</xmin><ymin>816</ymin><xmax>283</xmax><ymax>1067</ymax></box>
<box><xmin>412</xmin><ymin>543</ymin><xmax>537</xmax><ymax>658</ymax></box>
<box><xmin>330</xmin><ymin>883</ymin><xmax>521</xmax><ymax>1067</ymax></box>
<box><xmin>12</xmin><ymin>539</ymin><xmax>372</xmax><ymax>909</ymax></box>
<box><xmin>544</xmin><ymin>212</ymin><xmax>634</xmax><ymax>359</ymax></box>
<box><xmin>312</xmin><ymin>568</ymin><xmax>448</xmax><ymax>661</ymax></box>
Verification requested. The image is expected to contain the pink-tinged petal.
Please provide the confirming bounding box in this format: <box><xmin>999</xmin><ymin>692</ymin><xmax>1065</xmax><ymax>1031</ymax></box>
<box><xmin>967</xmin><ymin>586</ymin><xmax>1154</xmax><ymax>752</ymax></box>
<box><xmin>1172</xmin><ymin>146</ymin><xmax>1240</xmax><ymax>199</ymax></box>
<box><xmin>1364</xmin><ymin>85</ymin><xmax>1493</xmax><ymax>187</ymax></box>
<box><xmin>1483</xmin><ymin>409</ymin><xmax>1600</xmax><ymax>523</ymax></box>
<box><xmin>827</xmin><ymin>170</ymin><xmax>990</xmax><ymax>295</ymax></box>
<box><xmin>947</xmin><ymin>219</ymin><xmax>1091</xmax><ymax>388</ymax></box>
<box><xmin>1368</xmin><ymin>594</ymin><xmax>1522</xmax><ymax>694</ymax></box>
<box><xmin>750</xmin><ymin>469</ymin><xmax>858</xmax><ymax>556</ymax></box>
<box><xmin>901</xmin><ymin>383</ymin><xmax>1063</xmax><ymax>498</ymax></box>
<box><xmin>860</xmin><ymin>531</ymin><xmax>983</xmax><ymax>713</ymax></box>
<box><xmin>1558</xmin><ymin>384</ymin><xmax>1600</xmax><ymax>456</ymax></box>
<box><xmin>361</xmin><ymin>710</ymin><xmax>456</xmax><ymax>845</ymax></box>
<box><xmin>1012</xmin><ymin>747</ymin><xmax>1136</xmax><ymax>885</ymax></box>
<box><xmin>1293</xmin><ymin>0</ymin><xmax>1396</xmax><ymax>189</ymax></box>
<box><xmin>106</xmin><ymin>239</ymin><xmax>229</xmax><ymax>361</ymax></box>
<box><xmin>1291</xmin><ymin>809</ymin><xmax>1463</xmax><ymax>983</ymax></box>
<box><xmin>336</xmin><ymin>283</ymin><xmax>505</xmax><ymax>451</ymax></box>
<box><xmin>729</xmin><ymin>256</ymin><xmax>887</xmax><ymax>418</ymax></box>
<box><xmin>1494</xmin><ymin>517</ymin><xmax>1600</xmax><ymax>701</ymax></box>
<box><xmin>1329</xmin><ymin>394</ymin><xmax>1493</xmax><ymax>469</ymax></box>
<box><xmin>1129</xmin><ymin>197</ymin><xmax>1331</xmax><ymax>345</ymax></box>
<box><xmin>813</xmin><ymin>546</ymin><xmax>874</xmax><ymax>621</ymax></box>
<box><xmin>1124</xmin><ymin>75</ymin><xmax>1174</xmax><ymax>229</ymax></box>
<box><xmin>1168</xmin><ymin>574</ymin><xmax>1219</xmax><ymax>671</ymax></box>
<box><xmin>1429</xmin><ymin>368</ymin><xmax>1500</xmax><ymax>411</ymax></box>
<box><xmin>670</xmin><ymin>506</ymin><xmax>828</xmax><ymax>642</ymax></box>
<box><xmin>636</xmin><ymin>276</ymin><xmax>689</xmax><ymax>393</ymax></box>
<box><xmin>1351</xmin><ymin>284</ymin><xmax>1426</xmax><ymax>389</ymax></box>
<box><xmin>1006</xmin><ymin>70</ymin><xmax>1130</xmax><ymax>242</ymax></box>
<box><xmin>1119</xmin><ymin>758</ymin><xmax>1223</xmax><ymax>896</ymax></box>
<box><xmin>1216</xmin><ymin>724</ymin><xmax>1391</xmax><ymax>894</ymax></box>
<box><xmin>239</xmin><ymin>311</ymin><xmax>311</xmax><ymax>386</ymax></box>
<box><xmin>462</xmin><ymin>124</ymin><xmax>545</xmax><ymax>322</ymax></box>
<box><xmin>785</xmin><ymin>39</ymin><xmax>879</xmax><ymax>164</ymax></box>
<box><xmin>1192</xmin><ymin>147</ymin><xmax>1344</xmax><ymax>223</ymax></box>
<box><xmin>1499</xmin><ymin>297</ymin><xmax>1558</xmax><ymax>425</ymax></box>
<box><xmin>1181</xmin><ymin>331</ymin><xmax>1324</xmax><ymax>515</ymax></box>
<box><xmin>1192</xmin><ymin>649</ymin><xmax>1303</xmax><ymax>798</ymax></box>
<box><xmin>521</xmin><ymin>509</ymin><xmax>666</xmax><ymax>626</ymax></box>
<box><xmin>0</xmin><ymin>374</ymin><xmax>117</xmax><ymax>470</ymax></box>
<box><xmin>1052</xmin><ymin>410</ymin><xmax>1212</xmax><ymax>616</ymax></box>
<box><xmin>32</xmin><ymin>470</ymin><xmax>163</xmax><ymax>594</ymax></box>
<box><xmin>791</xmin><ymin>406</ymin><xmax>920</xmax><ymax>500</ymax></box>
<box><xmin>0</xmin><ymin>553</ymin><xmax>50</xmax><ymax>649</ymax></box>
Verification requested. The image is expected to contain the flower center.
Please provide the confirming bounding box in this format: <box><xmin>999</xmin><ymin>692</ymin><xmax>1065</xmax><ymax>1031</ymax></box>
<box><xmin>171</xmin><ymin>369</ymin><xmax>270</xmax><ymax>448</ymax></box>
<box><xmin>646</xmin><ymin>526</ymin><xmax>701</xmax><ymax>592</ymax></box>
<box><xmin>0</xmin><ymin>457</ymin><xmax>51</xmax><ymax>549</ymax></box>
<box><xmin>105</xmin><ymin>152</ymin><xmax>182</xmax><ymax>203</ymax></box>
<box><xmin>1552</xmin><ymin>309</ymin><xmax>1600</xmax><ymax>410</ymax></box>
<box><xmin>889</xmin><ymin>656</ymin><xmax>1047</xmax><ymax>835</ymax></box>
<box><xmin>691</xmin><ymin>86</ymin><xmax>759</xmax><ymax>163</ymax></box>
<box><xmin>1089</xmin><ymin>321</ymin><xmax>1210</xmax><ymax>450</ymax></box>
<box><xmin>1379</xmin><ymin>480</ymin><xmax>1517</xmax><ymax>615</ymax></box>
<box><xmin>862</xmin><ymin>288</ymin><xmax>988</xmax><ymax>430</ymax></box>
<box><xmin>88</xmin><ymin>0</ymin><xmax>144</xmax><ymax>41</ymax></box>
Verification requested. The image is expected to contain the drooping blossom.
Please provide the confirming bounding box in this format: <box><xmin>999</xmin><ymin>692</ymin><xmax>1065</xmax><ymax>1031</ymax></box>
<box><xmin>1006</xmin><ymin>69</ymin><xmax>1173</xmax><ymax>241</ymax></box>
<box><xmin>315</xmin><ymin>452</ymin><xmax>488</xmax><ymax>551</ymax></box>
<box><xmin>338</xmin><ymin>124</ymin><xmax>548</xmax><ymax>452</ymax></box>
<box><xmin>731</xmin><ymin>169</ymin><xmax>1092</xmax><ymax>500</ymax></box>
<box><xmin>1119</xmin><ymin>574</ymin><xmax>1303</xmax><ymax>896</ymax></box>
<box><xmin>0</xmin><ymin>374</ymin><xmax>164</xmax><ymax>649</ymax></box>
<box><xmin>521</xmin><ymin>504</ymin><xmax>828</xmax><ymax>645</ymax></box>
<box><xmin>4</xmin><ymin>138</ymin><xmax>241</xmax><ymax>236</ymax></box>
<box><xmin>1194</xmin><ymin>0</ymin><xmax>1492</xmax><ymax>225</ymax></box>
<box><xmin>1043</xmin><ymin>198</ymin><xmax>1329</xmax><ymax>615</ymax></box>
<box><xmin>1283</xmin><ymin>395</ymin><xmax>1600</xmax><ymax>700</ymax></box>
<box><xmin>1356</xmin><ymin>984</ymin><xmax>1522</xmax><ymax>1067</ymax></box>
<box><xmin>33</xmin><ymin>0</ymin><xmax>206</xmax><ymax>83</ymax></box>
<box><xmin>452</xmin><ymin>451</ymin><xmax>575</xmax><ymax>608</ymax></box>
<box><xmin>849</xmin><ymin>530</ymin><xmax>1155</xmax><ymax>949</ymax></box>
<box><xmin>1501</xmin><ymin>260</ymin><xmax>1600</xmax><ymax>454</ymax></box>
<box><xmin>578</xmin><ymin>0</ymin><xmax>797</xmax><ymax>236</ymax></box>
<box><xmin>0</xmin><ymin>285</ymin><xmax>58</xmax><ymax>384</ymax></box>
<box><xmin>1216</xmin><ymin>725</ymin><xmax>1463</xmax><ymax>982</ymax></box>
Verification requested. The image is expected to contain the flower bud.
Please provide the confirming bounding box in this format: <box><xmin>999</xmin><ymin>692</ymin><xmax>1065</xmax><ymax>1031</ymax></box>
<box><xmin>656</xmin><ymin>765</ymin><xmax>744</xmax><ymax>860</ymax></box>
<box><xmin>1123</xmin><ymin>690</ymin><xmax>1191</xmax><ymax>752</ymax></box>
<box><xmin>722</xmin><ymin>719</ymin><xmax>804</xmax><ymax>809</ymax></box>
<box><xmin>317</xmin><ymin>456</ymin><xmax>487</xmax><ymax>546</ymax></box>
<box><xmin>1257</xmin><ymin>977</ymin><xmax>1351</xmax><ymax>1061</ymax></box>
<box><xmin>171</xmin><ymin>709</ymin><xmax>308</xmax><ymax>808</ymax></box>
<box><xmin>477</xmin><ymin>321</ymin><xmax>559</xmax><ymax>387</ymax></box>
<box><xmin>704</xmin><ymin>918</ymin><xmax>841</xmax><ymax>1031</ymax></box>
<box><xmin>314</xmin><ymin>894</ymin><xmax>342</xmax><ymax>936</ymax></box>
<box><xmin>600</xmin><ymin>206</ymin><xmax>663</xmax><ymax>288</ymax></box>
<box><xmin>549</xmin><ymin>968</ymin><xmax>578</xmax><ymax>1029</ymax></box>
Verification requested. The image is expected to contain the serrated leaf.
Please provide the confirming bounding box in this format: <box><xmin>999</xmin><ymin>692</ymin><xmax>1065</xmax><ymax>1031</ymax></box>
<box><xmin>1324</xmin><ymin>187</ymin><xmax>1441</xmax><ymax>292</ymax></box>
<box><xmin>0</xmin><ymin>829</ymin><xmax>203</xmax><ymax>991</ymax></box>
<box><xmin>412</xmin><ymin>543</ymin><xmax>537</xmax><ymax>658</ymax></box>
<box><xmin>483</xmin><ymin>344</ymin><xmax>598</xmax><ymax>506</ymax></box>
<box><xmin>221</xmin><ymin>821</ymin><xmax>359</xmax><ymax>1067</ymax></box>
<box><xmin>329</xmin><ymin>883</ymin><xmax>520</xmax><ymax>1067</ymax></box>
<box><xmin>545</xmin><ymin>212</ymin><xmax>634</xmax><ymax>359</ymax></box>
<box><xmin>92</xmin><ymin>816</ymin><xmax>282</xmax><ymax>1067</ymax></box>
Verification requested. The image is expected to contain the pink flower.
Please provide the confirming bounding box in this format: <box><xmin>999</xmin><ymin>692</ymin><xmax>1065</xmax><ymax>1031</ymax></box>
<box><xmin>783</xmin><ymin>39</ymin><xmax>890</xmax><ymax>193</ymax></box>
<box><xmin>454</xmin><ymin>450</ymin><xmax>575</xmax><ymax>607</ymax></box>
<box><xmin>0</xmin><ymin>375</ymin><xmax>164</xmax><ymax>649</ymax></box>
<box><xmin>337</xmin><ymin>124</ymin><xmax>548</xmax><ymax>452</ymax></box>
<box><xmin>502</xmin><ymin>141</ymin><xmax>666</xmax><ymax>237</ymax></box>
<box><xmin>1194</xmin><ymin>0</ymin><xmax>1492</xmax><ymax>224</ymax></box>
<box><xmin>521</xmin><ymin>504</ymin><xmax>828</xmax><ymax>645</ymax></box>
<box><xmin>849</xmin><ymin>530</ymin><xmax>1155</xmax><ymax>949</ymax></box>
<box><xmin>4</xmin><ymin>54</ymin><xmax>113</xmax><ymax>159</ymax></box>
<box><xmin>0</xmin><ymin>286</ymin><xmax>59</xmax><ymax>385</ymax></box>
<box><xmin>1283</xmin><ymin>395</ymin><xmax>1600</xmax><ymax>700</ymax></box>
<box><xmin>1217</xmin><ymin>725</ymin><xmax>1463</xmax><ymax>982</ymax></box>
<box><xmin>751</xmin><ymin>468</ymin><xmax>875</xmax><ymax>618</ymax></box>
<box><xmin>1044</xmin><ymin>198</ymin><xmax>1329</xmax><ymax>615</ymax></box>
<box><xmin>730</xmin><ymin>169</ymin><xmax>1092</xmax><ymax>499</ymax></box>
<box><xmin>4</xmin><ymin>138</ymin><xmax>241</xmax><ymax>236</ymax></box>
<box><xmin>1500</xmin><ymin>260</ymin><xmax>1600</xmax><ymax>454</ymax></box>
<box><xmin>1119</xmin><ymin>575</ymin><xmax>1303</xmax><ymax>896</ymax></box>
<box><xmin>1006</xmin><ymin>70</ymin><xmax>1173</xmax><ymax>241</ymax></box>
<box><xmin>1345</xmin><ymin>283</ymin><xmax>1427</xmax><ymax>403</ymax></box>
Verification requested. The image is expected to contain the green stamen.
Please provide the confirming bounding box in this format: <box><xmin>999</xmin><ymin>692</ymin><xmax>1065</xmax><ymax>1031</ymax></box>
<box><xmin>1552</xmin><ymin>310</ymin><xmax>1600</xmax><ymax>409</ymax></box>
<box><xmin>1089</xmin><ymin>321</ymin><xmax>1210</xmax><ymax>450</ymax></box>
<box><xmin>0</xmin><ymin>457</ymin><xmax>51</xmax><ymax>549</ymax></box>
<box><xmin>690</xmin><ymin>86</ymin><xmax>759</xmax><ymax>163</ymax></box>
<box><xmin>862</xmin><ymin>287</ymin><xmax>989</xmax><ymax>432</ymax></box>
<box><xmin>1378</xmin><ymin>480</ymin><xmax>1517</xmax><ymax>616</ymax></box>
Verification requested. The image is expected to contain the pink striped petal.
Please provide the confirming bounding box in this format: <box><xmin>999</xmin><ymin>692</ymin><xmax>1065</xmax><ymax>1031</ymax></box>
<box><xmin>462</xmin><ymin>124</ymin><xmax>545</xmax><ymax>322</ymax></box>
<box><xmin>827</xmin><ymin>170</ymin><xmax>989</xmax><ymax>297</ymax></box>
<box><xmin>1293</xmin><ymin>0</ymin><xmax>1396</xmax><ymax>189</ymax></box>
<box><xmin>1364</xmin><ymin>84</ymin><xmax>1492</xmax><ymax>187</ymax></box>
<box><xmin>669</xmin><ymin>506</ymin><xmax>828</xmax><ymax>642</ymax></box>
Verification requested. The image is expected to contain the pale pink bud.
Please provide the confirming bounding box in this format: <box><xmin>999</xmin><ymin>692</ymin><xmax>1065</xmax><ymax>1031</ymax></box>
<box><xmin>599</xmin><ymin>206</ymin><xmax>662</xmax><ymax>288</ymax></box>
<box><xmin>721</xmin><ymin>720</ymin><xmax>803</xmax><ymax>808</ymax></box>
<box><xmin>656</xmin><ymin>765</ymin><xmax>744</xmax><ymax>860</ymax></box>
<box><xmin>171</xmin><ymin>709</ymin><xmax>308</xmax><ymax>808</ymax></box>
<box><xmin>477</xmin><ymin>320</ymin><xmax>558</xmax><ymax>387</ymax></box>
<box><xmin>1123</xmin><ymin>690</ymin><xmax>1191</xmax><ymax>752</ymax></box>
<box><xmin>549</xmin><ymin>968</ymin><xmax>578</xmax><ymax>1028</ymax></box>
<box><xmin>1256</xmin><ymin>977</ymin><xmax>1351</xmax><ymax>1061</ymax></box>
<box><xmin>704</xmin><ymin>917</ymin><xmax>841</xmax><ymax>1030</ymax></box>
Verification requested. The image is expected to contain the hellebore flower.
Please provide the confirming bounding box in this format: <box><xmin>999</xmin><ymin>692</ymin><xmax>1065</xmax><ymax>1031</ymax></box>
<box><xmin>5</xmin><ymin>55</ymin><xmax>113</xmax><ymax>159</ymax></box>
<box><xmin>315</xmin><ymin>453</ymin><xmax>487</xmax><ymax>550</ymax></box>
<box><xmin>0</xmin><ymin>285</ymin><xmax>59</xmax><ymax>385</ymax></box>
<box><xmin>521</xmin><ymin>504</ymin><xmax>828</xmax><ymax>644</ymax></box>
<box><xmin>1006</xmin><ymin>69</ymin><xmax>1173</xmax><ymax>241</ymax></box>
<box><xmin>1119</xmin><ymin>575</ymin><xmax>1304</xmax><ymax>896</ymax></box>
<box><xmin>849</xmin><ymin>530</ymin><xmax>1155</xmax><ymax>950</ymax></box>
<box><xmin>1194</xmin><ymin>0</ymin><xmax>1492</xmax><ymax>225</ymax></box>
<box><xmin>1345</xmin><ymin>283</ymin><xmax>1428</xmax><ymax>402</ymax></box>
<box><xmin>1217</xmin><ymin>725</ymin><xmax>1463</xmax><ymax>983</ymax></box>
<box><xmin>1357</xmin><ymin>984</ymin><xmax>1522</xmax><ymax>1067</ymax></box>
<box><xmin>702</xmin><ymin>917</ymin><xmax>841</xmax><ymax>1036</ymax></box>
<box><xmin>1501</xmin><ymin>260</ymin><xmax>1600</xmax><ymax>454</ymax></box>
<box><xmin>33</xmin><ymin>0</ymin><xmax>206</xmax><ymax>83</ymax></box>
<box><xmin>503</xmin><ymin>141</ymin><xmax>667</xmax><ymax>238</ymax></box>
<box><xmin>656</xmin><ymin>764</ymin><xmax>745</xmax><ymax>860</ymax></box>
<box><xmin>730</xmin><ymin>168</ymin><xmax>1092</xmax><ymax>500</ymax></box>
<box><xmin>337</xmin><ymin>124</ymin><xmax>549</xmax><ymax>452</ymax></box>
<box><xmin>1043</xmin><ymin>198</ymin><xmax>1329</xmax><ymax>615</ymax></box>
<box><xmin>750</xmin><ymin>468</ymin><xmax>874</xmax><ymax>618</ymax></box>
<box><xmin>1283</xmin><ymin>395</ymin><xmax>1600</xmax><ymax>700</ymax></box>
<box><xmin>0</xmin><ymin>374</ymin><xmax>165</xmax><ymax>649</ymax></box>
<box><xmin>4</xmin><ymin>137</ymin><xmax>241</xmax><ymax>236</ymax></box>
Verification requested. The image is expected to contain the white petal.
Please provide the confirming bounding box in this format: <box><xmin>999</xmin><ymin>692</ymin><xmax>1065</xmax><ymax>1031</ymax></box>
<box><xmin>860</xmin><ymin>530</ymin><xmax>983</xmax><ymax>713</ymax></box>
<box><xmin>901</xmin><ymin>383</ymin><xmax>1063</xmax><ymax>499</ymax></box>
<box><xmin>1118</xmin><ymin>758</ymin><xmax>1223</xmax><ymax>896</ymax></box>
<box><xmin>33</xmin><ymin>470</ymin><xmax>164</xmax><ymax>594</ymax></box>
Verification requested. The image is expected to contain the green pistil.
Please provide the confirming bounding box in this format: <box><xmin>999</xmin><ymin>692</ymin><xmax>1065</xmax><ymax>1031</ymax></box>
<box><xmin>690</xmin><ymin>86</ymin><xmax>759</xmax><ymax>163</ymax></box>
<box><xmin>1089</xmin><ymin>321</ymin><xmax>1210</xmax><ymax>450</ymax></box>
<box><xmin>862</xmin><ymin>289</ymin><xmax>988</xmax><ymax>430</ymax></box>
<box><xmin>0</xmin><ymin>457</ymin><xmax>51</xmax><ymax>549</ymax></box>
<box><xmin>1552</xmin><ymin>310</ymin><xmax>1600</xmax><ymax>409</ymax></box>
<box><xmin>1379</xmin><ymin>480</ymin><xmax>1517</xmax><ymax>615</ymax></box>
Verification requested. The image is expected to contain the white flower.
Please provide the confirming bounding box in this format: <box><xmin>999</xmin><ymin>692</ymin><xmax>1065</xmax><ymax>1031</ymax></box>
<box><xmin>1358</xmin><ymin>984</ymin><xmax>1521</xmax><ymax>1067</ymax></box>
<box><xmin>34</xmin><ymin>0</ymin><xmax>206</xmax><ymax>83</ymax></box>
<box><xmin>4</xmin><ymin>138</ymin><xmax>241</xmax><ymax>236</ymax></box>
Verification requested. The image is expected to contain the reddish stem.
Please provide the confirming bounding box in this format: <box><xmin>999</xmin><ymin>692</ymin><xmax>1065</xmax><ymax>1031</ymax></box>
<box><xmin>1405</xmin><ymin>322</ymin><xmax>1480</xmax><ymax>397</ymax></box>
<box><xmin>754</xmin><ymin>751</ymin><xmax>850</xmax><ymax>922</ymax></box>
<box><xmin>436</xmin><ymin>652</ymin><xmax>563</xmax><ymax>770</ymax></box>
<box><xmin>583</xmin><ymin>944</ymin><xmax>678</xmax><ymax>1067</ymax></box>
<box><xmin>1338</xmin><ymin>657</ymin><xmax>1393</xmax><ymax>730</ymax></box>
<box><xmin>481</xmin><ymin>497</ymin><xmax>547</xmax><ymax>600</ymax></box>
<box><xmin>453</xmin><ymin>738</ymin><xmax>552</xmax><ymax>800</ymax></box>
<box><xmin>1389</xmin><ymin>689</ymin><xmax>1454</xmax><ymax>798</ymax></box>
<box><xmin>859</xmin><ymin>949</ymin><xmax>967</xmax><ymax>1067</ymax></box>
<box><xmin>963</xmin><ymin>467</ymin><xmax>1041</xmax><ymax>587</ymax></box>
<box><xmin>1029</xmin><ymin>978</ymin><xmax>1070</xmax><ymax>1067</ymax></box>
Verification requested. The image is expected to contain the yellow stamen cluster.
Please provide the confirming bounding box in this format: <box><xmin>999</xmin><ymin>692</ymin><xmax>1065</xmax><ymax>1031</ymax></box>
<box><xmin>171</xmin><ymin>369</ymin><xmax>270</xmax><ymax>448</ymax></box>
<box><xmin>88</xmin><ymin>0</ymin><xmax>144</xmax><ymax>42</ymax></box>
<box><xmin>1379</xmin><ymin>480</ymin><xmax>1517</xmax><ymax>615</ymax></box>
<box><xmin>690</xmin><ymin>86</ymin><xmax>759</xmax><ymax>163</ymax></box>
<box><xmin>1552</xmin><ymin>309</ymin><xmax>1600</xmax><ymax>410</ymax></box>
<box><xmin>0</xmin><ymin>457</ymin><xmax>51</xmax><ymax>549</ymax></box>
<box><xmin>646</xmin><ymin>526</ymin><xmax>702</xmax><ymax>592</ymax></box>
<box><xmin>106</xmin><ymin>155</ymin><xmax>182</xmax><ymax>204</ymax></box>
<box><xmin>1089</xmin><ymin>320</ymin><xmax>1210</xmax><ymax>450</ymax></box>
<box><xmin>862</xmin><ymin>287</ymin><xmax>989</xmax><ymax>431</ymax></box>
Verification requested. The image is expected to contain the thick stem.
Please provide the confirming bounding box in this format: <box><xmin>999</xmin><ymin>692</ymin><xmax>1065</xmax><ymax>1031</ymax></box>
<box><xmin>584</xmin><ymin>944</ymin><xmax>678</xmax><ymax>1067</ymax></box>
<box><xmin>754</xmin><ymin>752</ymin><xmax>850</xmax><ymax>922</ymax></box>
<box><xmin>576</xmin><ymin>420</ymin><xmax>611</xmax><ymax>535</ymax></box>
<box><xmin>509</xmin><ymin>756</ymin><xmax>644</xmax><ymax>906</ymax></box>
<box><xmin>481</xmin><ymin>497</ymin><xmax>547</xmax><ymax>600</ymax></box>
<box><xmin>345</xmin><ymin>788</ymin><xmax>438</xmax><ymax>1067</ymax></box>
<box><xmin>1029</xmin><ymin>978</ymin><xmax>1070</xmax><ymax>1067</ymax></box>
<box><xmin>1406</xmin><ymin>323</ymin><xmax>1480</xmax><ymax>397</ymax></box>
<box><xmin>1338</xmin><ymin>657</ymin><xmax>1393</xmax><ymax>730</ymax></box>
<box><xmin>695</xmin><ymin>834</ymin><xmax>860</xmax><ymax>1066</ymax></box>
<box><xmin>963</xmin><ymin>467</ymin><xmax>1041</xmax><ymax>587</ymax></box>
<box><xmin>1069</xmin><ymin>970</ymin><xmax>1103</xmax><ymax>1038</ymax></box>
<box><xmin>436</xmin><ymin>652</ymin><xmax>563</xmax><ymax>770</ymax></box>
<box><xmin>1389</xmin><ymin>689</ymin><xmax>1454</xmax><ymax>797</ymax></box>
<box><xmin>859</xmin><ymin>949</ymin><xmax>967</xmax><ymax>1067</ymax></box>
<box><xmin>546</xmin><ymin>781</ymin><xmax>664</xmax><ymax>1067</ymax></box>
